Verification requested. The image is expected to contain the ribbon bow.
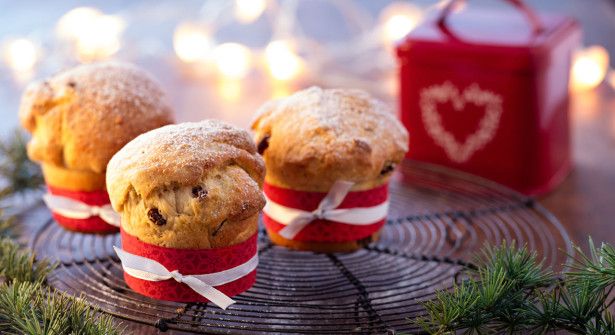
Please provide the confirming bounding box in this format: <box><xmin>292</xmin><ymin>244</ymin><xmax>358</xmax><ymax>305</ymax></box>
<box><xmin>264</xmin><ymin>180</ymin><xmax>389</xmax><ymax>239</ymax></box>
<box><xmin>43</xmin><ymin>193</ymin><xmax>120</xmax><ymax>227</ymax></box>
<box><xmin>114</xmin><ymin>246</ymin><xmax>258</xmax><ymax>309</ymax></box>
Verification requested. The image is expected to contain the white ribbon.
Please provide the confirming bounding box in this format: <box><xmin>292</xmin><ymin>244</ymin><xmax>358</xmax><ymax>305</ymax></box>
<box><xmin>114</xmin><ymin>246</ymin><xmax>258</xmax><ymax>310</ymax></box>
<box><xmin>263</xmin><ymin>180</ymin><xmax>389</xmax><ymax>239</ymax></box>
<box><xmin>43</xmin><ymin>193</ymin><xmax>120</xmax><ymax>227</ymax></box>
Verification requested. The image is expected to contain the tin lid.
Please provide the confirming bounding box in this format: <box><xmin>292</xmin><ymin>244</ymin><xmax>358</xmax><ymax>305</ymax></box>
<box><xmin>396</xmin><ymin>3</ymin><xmax>579</xmax><ymax>73</ymax></box>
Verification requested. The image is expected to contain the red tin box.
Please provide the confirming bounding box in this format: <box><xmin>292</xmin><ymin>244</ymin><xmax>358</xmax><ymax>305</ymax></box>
<box><xmin>396</xmin><ymin>0</ymin><xmax>581</xmax><ymax>195</ymax></box>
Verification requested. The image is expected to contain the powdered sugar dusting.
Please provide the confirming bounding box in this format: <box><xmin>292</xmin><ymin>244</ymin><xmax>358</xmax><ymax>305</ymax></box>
<box><xmin>116</xmin><ymin>120</ymin><xmax>256</xmax><ymax>164</ymax></box>
<box><xmin>19</xmin><ymin>62</ymin><xmax>174</xmax><ymax>172</ymax></box>
<box><xmin>55</xmin><ymin>62</ymin><xmax>169</xmax><ymax>119</ymax></box>
<box><xmin>250</xmin><ymin>86</ymin><xmax>409</xmax><ymax>189</ymax></box>
<box><xmin>253</xmin><ymin>86</ymin><xmax>408</xmax><ymax>152</ymax></box>
<box><xmin>106</xmin><ymin>120</ymin><xmax>264</xmax><ymax>209</ymax></box>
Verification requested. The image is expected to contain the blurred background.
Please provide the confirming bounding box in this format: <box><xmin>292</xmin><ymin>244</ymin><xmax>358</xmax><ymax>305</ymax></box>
<box><xmin>0</xmin><ymin>0</ymin><xmax>614</xmax><ymax>247</ymax></box>
<box><xmin>1</xmin><ymin>0</ymin><xmax>614</xmax><ymax>130</ymax></box>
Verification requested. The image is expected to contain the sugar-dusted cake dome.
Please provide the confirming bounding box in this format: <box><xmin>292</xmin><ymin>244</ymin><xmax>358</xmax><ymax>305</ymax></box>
<box><xmin>252</xmin><ymin>86</ymin><xmax>409</xmax><ymax>192</ymax></box>
<box><xmin>19</xmin><ymin>62</ymin><xmax>174</xmax><ymax>176</ymax></box>
<box><xmin>106</xmin><ymin>120</ymin><xmax>266</xmax><ymax>249</ymax></box>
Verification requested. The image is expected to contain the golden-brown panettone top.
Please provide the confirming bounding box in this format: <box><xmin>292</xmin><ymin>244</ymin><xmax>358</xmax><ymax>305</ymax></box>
<box><xmin>107</xmin><ymin>120</ymin><xmax>265</xmax><ymax>210</ymax></box>
<box><xmin>106</xmin><ymin>120</ymin><xmax>265</xmax><ymax>248</ymax></box>
<box><xmin>106</xmin><ymin>120</ymin><xmax>266</xmax><ymax>248</ymax></box>
<box><xmin>252</xmin><ymin>86</ymin><xmax>409</xmax><ymax>192</ymax></box>
<box><xmin>19</xmin><ymin>62</ymin><xmax>174</xmax><ymax>174</ymax></box>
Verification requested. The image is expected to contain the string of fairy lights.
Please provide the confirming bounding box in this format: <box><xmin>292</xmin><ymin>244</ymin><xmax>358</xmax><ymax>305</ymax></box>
<box><xmin>1</xmin><ymin>0</ymin><xmax>614</xmax><ymax>96</ymax></box>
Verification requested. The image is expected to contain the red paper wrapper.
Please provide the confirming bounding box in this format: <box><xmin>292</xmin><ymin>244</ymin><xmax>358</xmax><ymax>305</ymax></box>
<box><xmin>47</xmin><ymin>185</ymin><xmax>119</xmax><ymax>234</ymax></box>
<box><xmin>120</xmin><ymin>228</ymin><xmax>257</xmax><ymax>303</ymax></box>
<box><xmin>263</xmin><ymin>183</ymin><xmax>388</xmax><ymax>242</ymax></box>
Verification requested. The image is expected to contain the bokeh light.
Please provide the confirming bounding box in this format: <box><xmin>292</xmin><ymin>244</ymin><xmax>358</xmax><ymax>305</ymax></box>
<box><xmin>570</xmin><ymin>45</ymin><xmax>610</xmax><ymax>92</ymax></box>
<box><xmin>56</xmin><ymin>7</ymin><xmax>124</xmax><ymax>61</ymax></box>
<box><xmin>3</xmin><ymin>38</ymin><xmax>38</xmax><ymax>72</ymax></box>
<box><xmin>174</xmin><ymin>22</ymin><xmax>213</xmax><ymax>63</ymax></box>
<box><xmin>213</xmin><ymin>43</ymin><xmax>252</xmax><ymax>79</ymax></box>
<box><xmin>56</xmin><ymin>7</ymin><xmax>103</xmax><ymax>40</ymax></box>
<box><xmin>379</xmin><ymin>2</ymin><xmax>423</xmax><ymax>44</ymax></box>
<box><xmin>234</xmin><ymin>0</ymin><xmax>267</xmax><ymax>24</ymax></box>
<box><xmin>265</xmin><ymin>40</ymin><xmax>303</xmax><ymax>81</ymax></box>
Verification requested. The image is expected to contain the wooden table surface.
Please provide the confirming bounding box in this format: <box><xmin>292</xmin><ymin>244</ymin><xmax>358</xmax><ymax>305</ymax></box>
<box><xmin>1</xmin><ymin>0</ymin><xmax>615</xmax><ymax>333</ymax></box>
<box><xmin>542</xmin><ymin>86</ymin><xmax>615</xmax><ymax>250</ymax></box>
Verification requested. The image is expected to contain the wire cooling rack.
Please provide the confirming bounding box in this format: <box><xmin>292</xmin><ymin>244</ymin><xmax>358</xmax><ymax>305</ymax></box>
<box><xmin>28</xmin><ymin>160</ymin><xmax>572</xmax><ymax>334</ymax></box>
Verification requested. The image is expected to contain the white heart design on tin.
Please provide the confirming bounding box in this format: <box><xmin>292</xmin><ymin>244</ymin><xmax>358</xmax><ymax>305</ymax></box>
<box><xmin>419</xmin><ymin>81</ymin><xmax>503</xmax><ymax>163</ymax></box>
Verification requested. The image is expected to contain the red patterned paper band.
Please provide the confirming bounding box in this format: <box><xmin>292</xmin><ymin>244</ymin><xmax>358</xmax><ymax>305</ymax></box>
<box><xmin>47</xmin><ymin>185</ymin><xmax>119</xmax><ymax>234</ymax></box>
<box><xmin>120</xmin><ymin>228</ymin><xmax>257</xmax><ymax>303</ymax></box>
<box><xmin>263</xmin><ymin>182</ymin><xmax>388</xmax><ymax>242</ymax></box>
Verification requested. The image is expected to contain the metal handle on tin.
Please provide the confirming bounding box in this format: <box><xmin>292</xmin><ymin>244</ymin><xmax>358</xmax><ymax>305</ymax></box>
<box><xmin>437</xmin><ymin>0</ymin><xmax>544</xmax><ymax>35</ymax></box>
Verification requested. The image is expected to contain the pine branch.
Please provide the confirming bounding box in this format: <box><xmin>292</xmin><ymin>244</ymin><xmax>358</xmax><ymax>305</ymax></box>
<box><xmin>416</xmin><ymin>240</ymin><xmax>615</xmax><ymax>335</ymax></box>
<box><xmin>417</xmin><ymin>280</ymin><xmax>480</xmax><ymax>334</ymax></box>
<box><xmin>0</xmin><ymin>130</ymin><xmax>44</xmax><ymax>200</ymax></box>
<box><xmin>0</xmin><ymin>238</ymin><xmax>55</xmax><ymax>284</ymax></box>
<box><xmin>0</xmin><ymin>282</ymin><xmax>120</xmax><ymax>335</ymax></box>
<box><xmin>0</xmin><ymin>237</ymin><xmax>121</xmax><ymax>334</ymax></box>
<box><xmin>567</xmin><ymin>238</ymin><xmax>615</xmax><ymax>294</ymax></box>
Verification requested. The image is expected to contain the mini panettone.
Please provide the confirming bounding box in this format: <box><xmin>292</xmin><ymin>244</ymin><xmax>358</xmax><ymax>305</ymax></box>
<box><xmin>106</xmin><ymin>121</ymin><xmax>265</xmax><ymax>306</ymax></box>
<box><xmin>19</xmin><ymin>62</ymin><xmax>174</xmax><ymax>233</ymax></box>
<box><xmin>252</xmin><ymin>86</ymin><xmax>409</xmax><ymax>252</ymax></box>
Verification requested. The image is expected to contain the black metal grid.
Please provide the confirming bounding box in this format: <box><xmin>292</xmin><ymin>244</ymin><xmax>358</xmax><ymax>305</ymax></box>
<box><xmin>28</xmin><ymin>161</ymin><xmax>572</xmax><ymax>334</ymax></box>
